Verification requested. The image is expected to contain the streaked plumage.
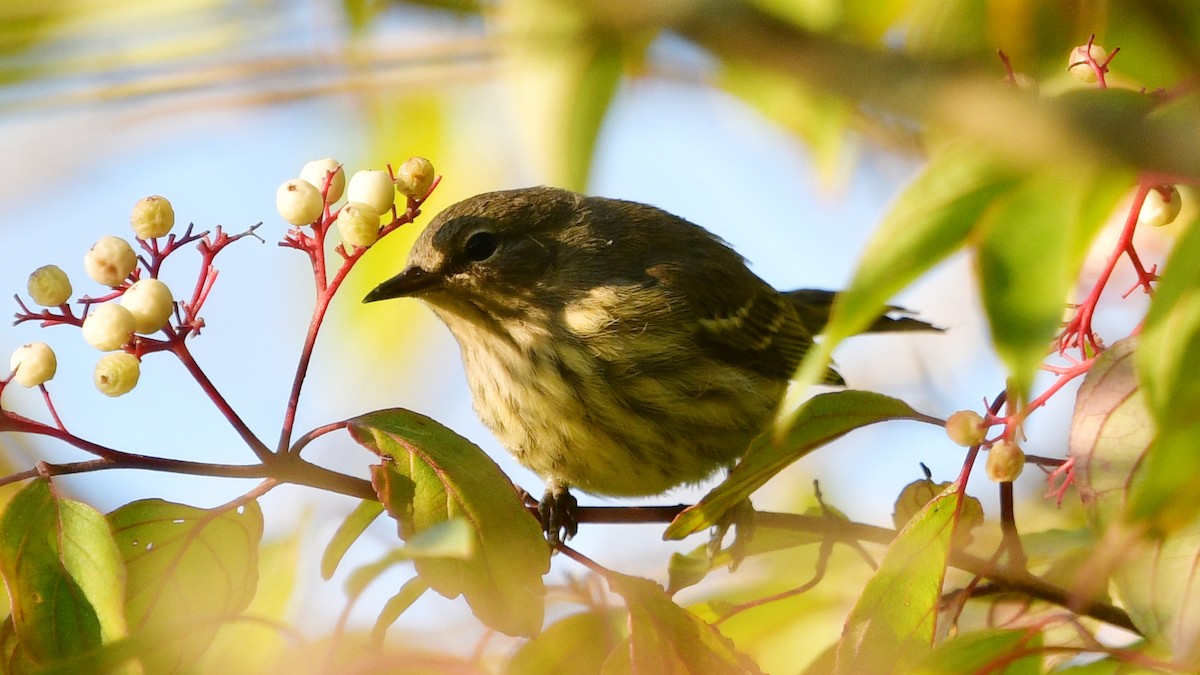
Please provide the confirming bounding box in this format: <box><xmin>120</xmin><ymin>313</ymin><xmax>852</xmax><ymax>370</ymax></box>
<box><xmin>365</xmin><ymin>187</ymin><xmax>933</xmax><ymax>526</ymax></box>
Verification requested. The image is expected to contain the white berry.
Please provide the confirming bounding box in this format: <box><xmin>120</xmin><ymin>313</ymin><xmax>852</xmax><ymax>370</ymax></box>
<box><xmin>84</xmin><ymin>236</ymin><xmax>137</xmax><ymax>287</ymax></box>
<box><xmin>9</xmin><ymin>343</ymin><xmax>56</xmax><ymax>388</ymax></box>
<box><xmin>1068</xmin><ymin>43</ymin><xmax>1107</xmax><ymax>83</ymax></box>
<box><xmin>945</xmin><ymin>410</ymin><xmax>987</xmax><ymax>447</ymax></box>
<box><xmin>130</xmin><ymin>196</ymin><xmax>175</xmax><ymax>239</ymax></box>
<box><xmin>276</xmin><ymin>179</ymin><xmax>324</xmax><ymax>226</ymax></box>
<box><xmin>82</xmin><ymin>303</ymin><xmax>136</xmax><ymax>351</ymax></box>
<box><xmin>93</xmin><ymin>352</ymin><xmax>140</xmax><ymax>397</ymax></box>
<box><xmin>336</xmin><ymin>202</ymin><xmax>382</xmax><ymax>248</ymax></box>
<box><xmin>1138</xmin><ymin>185</ymin><xmax>1182</xmax><ymax>228</ymax></box>
<box><xmin>986</xmin><ymin>440</ymin><xmax>1026</xmax><ymax>483</ymax></box>
<box><xmin>27</xmin><ymin>265</ymin><xmax>72</xmax><ymax>307</ymax></box>
<box><xmin>120</xmin><ymin>278</ymin><xmax>174</xmax><ymax>334</ymax></box>
<box><xmin>394</xmin><ymin>157</ymin><xmax>435</xmax><ymax>199</ymax></box>
<box><xmin>347</xmin><ymin>170</ymin><xmax>396</xmax><ymax>215</ymax></box>
<box><xmin>299</xmin><ymin>158</ymin><xmax>346</xmax><ymax>204</ymax></box>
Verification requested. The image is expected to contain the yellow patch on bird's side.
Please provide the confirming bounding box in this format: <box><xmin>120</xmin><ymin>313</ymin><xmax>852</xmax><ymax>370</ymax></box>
<box><xmin>563</xmin><ymin>286</ymin><xmax>622</xmax><ymax>336</ymax></box>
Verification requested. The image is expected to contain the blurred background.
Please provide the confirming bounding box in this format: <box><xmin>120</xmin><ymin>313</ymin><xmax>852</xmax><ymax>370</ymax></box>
<box><xmin>1</xmin><ymin>0</ymin><xmax>1193</xmax><ymax>669</ymax></box>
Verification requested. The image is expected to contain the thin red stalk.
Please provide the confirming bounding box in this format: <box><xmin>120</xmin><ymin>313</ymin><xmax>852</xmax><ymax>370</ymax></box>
<box><xmin>37</xmin><ymin>385</ymin><xmax>67</xmax><ymax>432</ymax></box>
<box><xmin>277</xmin><ymin>286</ymin><xmax>336</xmax><ymax>453</ymax></box>
<box><xmin>288</xmin><ymin>419</ymin><xmax>349</xmax><ymax>456</ymax></box>
<box><xmin>1060</xmin><ymin>181</ymin><xmax>1152</xmax><ymax>355</ymax></box>
<box><xmin>275</xmin><ymin>199</ymin><xmax>428</xmax><ymax>454</ymax></box>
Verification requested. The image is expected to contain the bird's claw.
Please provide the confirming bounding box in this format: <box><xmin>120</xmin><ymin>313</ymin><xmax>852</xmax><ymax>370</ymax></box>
<box><xmin>539</xmin><ymin>485</ymin><xmax>579</xmax><ymax>547</ymax></box>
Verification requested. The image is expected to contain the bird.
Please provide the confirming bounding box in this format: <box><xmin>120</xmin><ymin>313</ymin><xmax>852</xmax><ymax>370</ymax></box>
<box><xmin>364</xmin><ymin>186</ymin><xmax>935</xmax><ymax>542</ymax></box>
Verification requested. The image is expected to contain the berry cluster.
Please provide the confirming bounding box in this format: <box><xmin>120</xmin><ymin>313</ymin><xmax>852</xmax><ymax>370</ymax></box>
<box><xmin>8</xmin><ymin>195</ymin><xmax>201</xmax><ymax>397</ymax></box>
<box><xmin>277</xmin><ymin>156</ymin><xmax>435</xmax><ymax>249</ymax></box>
<box><xmin>5</xmin><ymin>156</ymin><xmax>436</xmax><ymax>449</ymax></box>
<box><xmin>948</xmin><ymin>39</ymin><xmax>1184</xmax><ymax>492</ymax></box>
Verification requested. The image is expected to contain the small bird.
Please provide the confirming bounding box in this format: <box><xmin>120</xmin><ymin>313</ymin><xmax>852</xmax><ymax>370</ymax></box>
<box><xmin>364</xmin><ymin>187</ymin><xmax>934</xmax><ymax>542</ymax></box>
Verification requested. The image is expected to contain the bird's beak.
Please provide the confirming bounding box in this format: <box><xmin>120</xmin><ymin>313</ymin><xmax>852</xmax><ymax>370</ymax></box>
<box><xmin>363</xmin><ymin>266</ymin><xmax>440</xmax><ymax>303</ymax></box>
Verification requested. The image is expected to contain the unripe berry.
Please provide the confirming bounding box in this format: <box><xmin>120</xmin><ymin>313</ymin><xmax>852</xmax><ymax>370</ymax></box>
<box><xmin>82</xmin><ymin>303</ymin><xmax>136</xmax><ymax>351</ymax></box>
<box><xmin>84</xmin><ymin>236</ymin><xmax>137</xmax><ymax>287</ymax></box>
<box><xmin>336</xmin><ymin>202</ymin><xmax>382</xmax><ymax>248</ymax></box>
<box><xmin>394</xmin><ymin>157</ymin><xmax>435</xmax><ymax>199</ymax></box>
<box><xmin>276</xmin><ymin>179</ymin><xmax>324</xmax><ymax>226</ymax></box>
<box><xmin>9</xmin><ymin>343</ymin><xmax>56</xmax><ymax>388</ymax></box>
<box><xmin>299</xmin><ymin>158</ymin><xmax>346</xmax><ymax>203</ymax></box>
<box><xmin>93</xmin><ymin>352</ymin><xmax>140</xmax><ymax>397</ymax></box>
<box><xmin>27</xmin><ymin>265</ymin><xmax>73</xmax><ymax>306</ymax></box>
<box><xmin>1067</xmin><ymin>43</ymin><xmax>1107</xmax><ymax>83</ymax></box>
<box><xmin>120</xmin><ymin>278</ymin><xmax>174</xmax><ymax>334</ymax></box>
<box><xmin>986</xmin><ymin>440</ymin><xmax>1026</xmax><ymax>483</ymax></box>
<box><xmin>1138</xmin><ymin>185</ymin><xmax>1182</xmax><ymax>228</ymax></box>
<box><xmin>945</xmin><ymin>410</ymin><xmax>987</xmax><ymax>447</ymax></box>
<box><xmin>130</xmin><ymin>195</ymin><xmax>175</xmax><ymax>239</ymax></box>
<box><xmin>347</xmin><ymin>170</ymin><xmax>396</xmax><ymax>215</ymax></box>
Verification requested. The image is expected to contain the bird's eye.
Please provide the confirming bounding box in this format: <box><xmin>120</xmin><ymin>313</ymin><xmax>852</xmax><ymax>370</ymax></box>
<box><xmin>464</xmin><ymin>231</ymin><xmax>498</xmax><ymax>261</ymax></box>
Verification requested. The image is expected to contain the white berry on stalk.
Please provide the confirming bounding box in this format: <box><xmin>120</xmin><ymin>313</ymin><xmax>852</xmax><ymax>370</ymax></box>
<box><xmin>27</xmin><ymin>265</ymin><xmax>73</xmax><ymax>306</ymax></box>
<box><xmin>299</xmin><ymin>158</ymin><xmax>346</xmax><ymax>204</ymax></box>
<box><xmin>82</xmin><ymin>303</ymin><xmax>136</xmax><ymax>351</ymax></box>
<box><xmin>121</xmin><ymin>278</ymin><xmax>174</xmax><ymax>334</ymax></box>
<box><xmin>1067</xmin><ymin>43</ymin><xmax>1107</xmax><ymax>83</ymax></box>
<box><xmin>945</xmin><ymin>410</ymin><xmax>987</xmax><ymax>447</ymax></box>
<box><xmin>336</xmin><ymin>202</ymin><xmax>382</xmax><ymax>248</ymax></box>
<box><xmin>276</xmin><ymin>179</ymin><xmax>324</xmax><ymax>226</ymax></box>
<box><xmin>9</xmin><ymin>343</ymin><xmax>56</xmax><ymax>388</ymax></box>
<box><xmin>394</xmin><ymin>157</ymin><xmax>435</xmax><ymax>199</ymax></box>
<box><xmin>1138</xmin><ymin>185</ymin><xmax>1182</xmax><ymax>228</ymax></box>
<box><xmin>84</xmin><ymin>236</ymin><xmax>137</xmax><ymax>287</ymax></box>
<box><xmin>130</xmin><ymin>196</ymin><xmax>175</xmax><ymax>239</ymax></box>
<box><xmin>986</xmin><ymin>440</ymin><xmax>1026</xmax><ymax>483</ymax></box>
<box><xmin>347</xmin><ymin>170</ymin><xmax>396</xmax><ymax>215</ymax></box>
<box><xmin>94</xmin><ymin>352</ymin><xmax>140</xmax><ymax>397</ymax></box>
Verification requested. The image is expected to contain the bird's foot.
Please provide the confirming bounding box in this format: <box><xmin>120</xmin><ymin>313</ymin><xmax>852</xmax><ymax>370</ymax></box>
<box><xmin>538</xmin><ymin>484</ymin><xmax>579</xmax><ymax>548</ymax></box>
<box><xmin>709</xmin><ymin>498</ymin><xmax>756</xmax><ymax>571</ymax></box>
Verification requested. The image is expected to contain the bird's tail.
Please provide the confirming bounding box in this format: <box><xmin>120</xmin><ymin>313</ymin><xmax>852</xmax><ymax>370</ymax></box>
<box><xmin>784</xmin><ymin>289</ymin><xmax>941</xmax><ymax>337</ymax></box>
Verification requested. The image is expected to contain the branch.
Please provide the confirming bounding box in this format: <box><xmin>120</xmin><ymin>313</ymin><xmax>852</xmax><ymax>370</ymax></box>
<box><xmin>566</xmin><ymin>505</ymin><xmax>1137</xmax><ymax>634</ymax></box>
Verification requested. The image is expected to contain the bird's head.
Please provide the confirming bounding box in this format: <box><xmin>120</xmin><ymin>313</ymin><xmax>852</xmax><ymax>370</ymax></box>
<box><xmin>363</xmin><ymin>187</ymin><xmax>596</xmax><ymax>319</ymax></box>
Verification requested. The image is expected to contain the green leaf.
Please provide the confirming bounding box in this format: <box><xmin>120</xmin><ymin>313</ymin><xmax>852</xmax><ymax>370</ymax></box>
<box><xmin>343</xmin><ymin>521</ymin><xmax>472</xmax><ymax>600</ymax></box>
<box><xmin>108</xmin><ymin>498</ymin><xmax>263</xmax><ymax>673</ymax></box>
<box><xmin>344</xmin><ymin>550</ymin><xmax>410</xmax><ymax>600</ymax></box>
<box><xmin>198</xmin><ymin>529</ymin><xmax>303</xmax><ymax>674</ymax></box>
<box><xmin>321</xmin><ymin>499</ymin><xmax>384</xmax><ymax>580</ymax></box>
<box><xmin>1072</xmin><ymin>338</ymin><xmax>1200</xmax><ymax>664</ymax></box>
<box><xmin>720</xmin><ymin>59</ymin><xmax>854</xmax><ymax>185</ymax></box>
<box><xmin>1134</xmin><ymin>209</ymin><xmax>1200</xmax><ymax>530</ymax></box>
<box><xmin>783</xmin><ymin>141</ymin><xmax>1019</xmax><ymax>417</ymax></box>
<box><xmin>974</xmin><ymin>166</ymin><xmax>1129</xmax><ymax>397</ymax></box>
<box><xmin>371</xmin><ymin>577</ymin><xmax>429</xmax><ymax>647</ymax></box>
<box><xmin>403</xmin><ymin>518</ymin><xmax>475</xmax><ymax>559</ymax></box>
<box><xmin>602</xmin><ymin>571</ymin><xmax>763</xmax><ymax>675</ymax></box>
<box><xmin>506</xmin><ymin>610</ymin><xmax>623</xmax><ymax>675</ymax></box>
<box><xmin>492</xmin><ymin>0</ymin><xmax>628</xmax><ymax>189</ymax></box>
<box><xmin>912</xmin><ymin>628</ymin><xmax>1043</xmax><ymax>675</ymax></box>
<box><xmin>0</xmin><ymin>479</ymin><xmax>126</xmax><ymax>666</ymax></box>
<box><xmin>348</xmin><ymin>408</ymin><xmax>550</xmax><ymax>637</ymax></box>
<box><xmin>836</xmin><ymin>485</ymin><xmax>959</xmax><ymax>673</ymax></box>
<box><xmin>668</xmin><ymin>391</ymin><xmax>939</xmax><ymax>539</ymax></box>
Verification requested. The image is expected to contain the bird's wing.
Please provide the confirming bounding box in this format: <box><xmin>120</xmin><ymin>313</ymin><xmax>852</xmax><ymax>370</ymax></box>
<box><xmin>645</xmin><ymin>262</ymin><xmax>842</xmax><ymax>384</ymax></box>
